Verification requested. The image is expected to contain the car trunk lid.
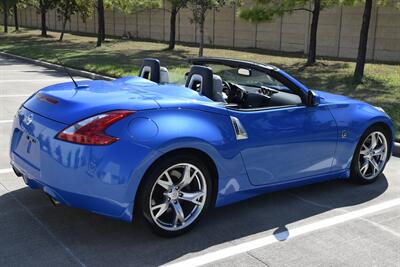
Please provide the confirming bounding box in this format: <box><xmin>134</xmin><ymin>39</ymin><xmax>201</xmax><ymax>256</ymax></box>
<box><xmin>23</xmin><ymin>78</ymin><xmax>160</xmax><ymax>124</ymax></box>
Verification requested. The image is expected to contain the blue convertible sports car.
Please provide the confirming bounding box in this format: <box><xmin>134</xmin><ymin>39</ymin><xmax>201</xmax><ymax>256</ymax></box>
<box><xmin>10</xmin><ymin>57</ymin><xmax>395</xmax><ymax>236</ymax></box>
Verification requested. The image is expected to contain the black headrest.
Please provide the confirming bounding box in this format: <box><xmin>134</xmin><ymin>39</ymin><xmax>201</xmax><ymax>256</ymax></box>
<box><xmin>185</xmin><ymin>65</ymin><xmax>214</xmax><ymax>99</ymax></box>
<box><xmin>139</xmin><ymin>58</ymin><xmax>161</xmax><ymax>83</ymax></box>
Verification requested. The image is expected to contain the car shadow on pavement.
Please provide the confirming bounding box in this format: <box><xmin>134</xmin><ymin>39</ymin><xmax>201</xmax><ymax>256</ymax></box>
<box><xmin>0</xmin><ymin>175</ymin><xmax>388</xmax><ymax>266</ymax></box>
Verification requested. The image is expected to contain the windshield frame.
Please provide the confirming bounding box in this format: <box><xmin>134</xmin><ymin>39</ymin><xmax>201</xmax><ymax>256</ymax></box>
<box><xmin>189</xmin><ymin>57</ymin><xmax>308</xmax><ymax>104</ymax></box>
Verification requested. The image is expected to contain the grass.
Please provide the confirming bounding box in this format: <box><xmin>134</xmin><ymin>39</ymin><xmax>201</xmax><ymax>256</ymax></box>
<box><xmin>1</xmin><ymin>27</ymin><xmax>399</xmax><ymax>140</ymax></box>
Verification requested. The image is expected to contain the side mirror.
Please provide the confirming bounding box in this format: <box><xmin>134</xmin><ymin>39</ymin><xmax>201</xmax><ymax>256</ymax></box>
<box><xmin>307</xmin><ymin>90</ymin><xmax>320</xmax><ymax>106</ymax></box>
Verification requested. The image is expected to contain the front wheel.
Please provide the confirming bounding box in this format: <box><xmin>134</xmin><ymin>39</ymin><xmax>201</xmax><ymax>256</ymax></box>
<box><xmin>138</xmin><ymin>155</ymin><xmax>212</xmax><ymax>237</ymax></box>
<box><xmin>351</xmin><ymin>126</ymin><xmax>390</xmax><ymax>184</ymax></box>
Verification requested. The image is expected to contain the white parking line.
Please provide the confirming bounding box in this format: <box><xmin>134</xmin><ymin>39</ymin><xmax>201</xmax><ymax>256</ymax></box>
<box><xmin>0</xmin><ymin>120</ymin><xmax>13</xmax><ymax>124</ymax></box>
<box><xmin>0</xmin><ymin>94</ymin><xmax>30</xmax><ymax>97</ymax></box>
<box><xmin>165</xmin><ymin>198</ymin><xmax>400</xmax><ymax>267</ymax></box>
<box><xmin>0</xmin><ymin>168</ymin><xmax>13</xmax><ymax>174</ymax></box>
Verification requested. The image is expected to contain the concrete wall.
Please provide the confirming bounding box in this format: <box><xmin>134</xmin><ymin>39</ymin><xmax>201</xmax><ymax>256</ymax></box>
<box><xmin>2</xmin><ymin>4</ymin><xmax>400</xmax><ymax>62</ymax></box>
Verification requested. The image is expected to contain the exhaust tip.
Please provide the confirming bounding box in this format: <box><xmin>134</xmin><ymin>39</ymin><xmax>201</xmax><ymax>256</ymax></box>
<box><xmin>12</xmin><ymin>166</ymin><xmax>22</xmax><ymax>177</ymax></box>
<box><xmin>47</xmin><ymin>194</ymin><xmax>61</xmax><ymax>207</ymax></box>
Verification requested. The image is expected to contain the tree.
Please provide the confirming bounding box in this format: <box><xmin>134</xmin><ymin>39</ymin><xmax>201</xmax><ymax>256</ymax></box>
<box><xmin>240</xmin><ymin>0</ymin><xmax>339</xmax><ymax>67</ymax></box>
<box><xmin>57</xmin><ymin>0</ymin><xmax>92</xmax><ymax>41</ymax></box>
<box><xmin>96</xmin><ymin>0</ymin><xmax>105</xmax><ymax>46</ymax></box>
<box><xmin>1</xmin><ymin>0</ymin><xmax>9</xmax><ymax>33</ymax></box>
<box><xmin>14</xmin><ymin>0</ymin><xmax>30</xmax><ymax>32</ymax></box>
<box><xmin>12</xmin><ymin>3</ymin><xmax>18</xmax><ymax>30</ymax></box>
<box><xmin>189</xmin><ymin>0</ymin><xmax>226</xmax><ymax>56</ymax></box>
<box><xmin>1</xmin><ymin>0</ymin><xmax>17</xmax><ymax>33</ymax></box>
<box><xmin>113</xmin><ymin>0</ymin><xmax>161</xmax><ymax>13</ymax></box>
<box><xmin>31</xmin><ymin>0</ymin><xmax>59</xmax><ymax>36</ymax></box>
<box><xmin>112</xmin><ymin>0</ymin><xmax>161</xmax><ymax>43</ymax></box>
<box><xmin>307</xmin><ymin>0</ymin><xmax>321</xmax><ymax>65</ymax></box>
<box><xmin>167</xmin><ymin>0</ymin><xmax>189</xmax><ymax>49</ymax></box>
<box><xmin>353</xmin><ymin>0</ymin><xmax>399</xmax><ymax>83</ymax></box>
<box><xmin>353</xmin><ymin>0</ymin><xmax>372</xmax><ymax>83</ymax></box>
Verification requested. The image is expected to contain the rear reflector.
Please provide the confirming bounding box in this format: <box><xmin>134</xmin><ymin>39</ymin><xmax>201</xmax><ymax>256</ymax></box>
<box><xmin>56</xmin><ymin>110</ymin><xmax>134</xmax><ymax>145</ymax></box>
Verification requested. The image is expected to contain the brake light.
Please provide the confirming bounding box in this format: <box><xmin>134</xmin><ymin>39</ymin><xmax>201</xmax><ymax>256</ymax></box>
<box><xmin>36</xmin><ymin>93</ymin><xmax>59</xmax><ymax>104</ymax></box>
<box><xmin>56</xmin><ymin>110</ymin><xmax>134</xmax><ymax>145</ymax></box>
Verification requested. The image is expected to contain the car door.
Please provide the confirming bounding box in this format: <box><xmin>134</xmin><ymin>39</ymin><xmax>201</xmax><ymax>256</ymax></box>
<box><xmin>229</xmin><ymin>104</ymin><xmax>338</xmax><ymax>186</ymax></box>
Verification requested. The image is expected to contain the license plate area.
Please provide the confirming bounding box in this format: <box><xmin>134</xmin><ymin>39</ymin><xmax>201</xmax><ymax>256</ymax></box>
<box><xmin>12</xmin><ymin>130</ymin><xmax>41</xmax><ymax>170</ymax></box>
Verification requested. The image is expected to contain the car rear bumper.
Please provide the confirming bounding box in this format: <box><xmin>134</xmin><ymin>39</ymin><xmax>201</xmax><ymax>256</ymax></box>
<box><xmin>9</xmin><ymin>107</ymin><xmax>159</xmax><ymax>222</ymax></box>
<box><xmin>10</xmin><ymin>158</ymin><xmax>133</xmax><ymax>220</ymax></box>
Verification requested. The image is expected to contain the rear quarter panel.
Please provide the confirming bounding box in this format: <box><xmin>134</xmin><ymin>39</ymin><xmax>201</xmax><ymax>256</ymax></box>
<box><xmin>118</xmin><ymin>108</ymin><xmax>252</xmax><ymax>207</ymax></box>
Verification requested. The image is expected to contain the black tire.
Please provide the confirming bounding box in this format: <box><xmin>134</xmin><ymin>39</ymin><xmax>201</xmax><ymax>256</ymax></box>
<box><xmin>350</xmin><ymin>125</ymin><xmax>391</xmax><ymax>184</ymax></box>
<box><xmin>137</xmin><ymin>154</ymin><xmax>212</xmax><ymax>237</ymax></box>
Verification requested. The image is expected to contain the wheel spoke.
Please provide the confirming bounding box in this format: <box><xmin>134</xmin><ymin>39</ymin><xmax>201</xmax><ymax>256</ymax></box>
<box><xmin>370</xmin><ymin>133</ymin><xmax>378</xmax><ymax>149</ymax></box>
<box><xmin>373</xmin><ymin>145</ymin><xmax>385</xmax><ymax>157</ymax></box>
<box><xmin>157</xmin><ymin>171</ymin><xmax>174</xmax><ymax>190</ymax></box>
<box><xmin>360</xmin><ymin>161</ymin><xmax>369</xmax><ymax>175</ymax></box>
<box><xmin>151</xmin><ymin>202</ymin><xmax>170</xmax><ymax>219</ymax></box>
<box><xmin>178</xmin><ymin>165</ymin><xmax>197</xmax><ymax>189</ymax></box>
<box><xmin>369</xmin><ymin>158</ymin><xmax>379</xmax><ymax>174</ymax></box>
<box><xmin>171</xmin><ymin>201</ymin><xmax>185</xmax><ymax>226</ymax></box>
<box><xmin>360</xmin><ymin>144</ymin><xmax>369</xmax><ymax>155</ymax></box>
<box><xmin>179</xmin><ymin>191</ymin><xmax>205</xmax><ymax>206</ymax></box>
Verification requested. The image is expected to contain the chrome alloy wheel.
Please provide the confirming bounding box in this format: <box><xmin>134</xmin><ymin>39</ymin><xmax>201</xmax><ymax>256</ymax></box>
<box><xmin>358</xmin><ymin>131</ymin><xmax>388</xmax><ymax>180</ymax></box>
<box><xmin>149</xmin><ymin>163</ymin><xmax>207</xmax><ymax>231</ymax></box>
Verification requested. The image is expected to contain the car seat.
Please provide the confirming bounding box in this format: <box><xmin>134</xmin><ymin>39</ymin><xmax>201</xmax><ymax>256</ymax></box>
<box><xmin>139</xmin><ymin>58</ymin><xmax>169</xmax><ymax>84</ymax></box>
<box><xmin>185</xmin><ymin>65</ymin><xmax>226</xmax><ymax>103</ymax></box>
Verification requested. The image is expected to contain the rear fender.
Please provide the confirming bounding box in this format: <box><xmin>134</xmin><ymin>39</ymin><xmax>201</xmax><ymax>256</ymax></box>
<box><xmin>124</xmin><ymin>108</ymin><xmax>252</xmax><ymax>208</ymax></box>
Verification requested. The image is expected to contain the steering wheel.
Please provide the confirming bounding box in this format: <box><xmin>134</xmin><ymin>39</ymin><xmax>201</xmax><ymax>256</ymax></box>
<box><xmin>227</xmin><ymin>82</ymin><xmax>246</xmax><ymax>103</ymax></box>
<box><xmin>222</xmin><ymin>80</ymin><xmax>231</xmax><ymax>95</ymax></box>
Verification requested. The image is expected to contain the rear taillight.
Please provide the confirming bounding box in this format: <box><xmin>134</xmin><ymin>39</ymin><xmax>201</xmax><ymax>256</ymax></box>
<box><xmin>56</xmin><ymin>110</ymin><xmax>134</xmax><ymax>145</ymax></box>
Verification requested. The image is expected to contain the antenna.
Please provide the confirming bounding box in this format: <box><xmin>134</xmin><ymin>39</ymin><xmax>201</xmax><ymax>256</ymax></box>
<box><xmin>55</xmin><ymin>55</ymin><xmax>79</xmax><ymax>88</ymax></box>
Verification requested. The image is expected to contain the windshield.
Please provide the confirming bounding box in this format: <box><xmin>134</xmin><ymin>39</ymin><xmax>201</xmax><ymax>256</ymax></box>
<box><xmin>207</xmin><ymin>64</ymin><xmax>289</xmax><ymax>90</ymax></box>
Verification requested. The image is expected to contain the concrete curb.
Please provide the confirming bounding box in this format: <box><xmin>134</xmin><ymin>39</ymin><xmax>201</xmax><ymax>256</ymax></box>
<box><xmin>0</xmin><ymin>51</ymin><xmax>114</xmax><ymax>81</ymax></box>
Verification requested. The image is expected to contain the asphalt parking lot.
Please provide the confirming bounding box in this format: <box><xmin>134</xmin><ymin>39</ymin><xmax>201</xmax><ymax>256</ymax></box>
<box><xmin>0</xmin><ymin>55</ymin><xmax>399</xmax><ymax>267</ymax></box>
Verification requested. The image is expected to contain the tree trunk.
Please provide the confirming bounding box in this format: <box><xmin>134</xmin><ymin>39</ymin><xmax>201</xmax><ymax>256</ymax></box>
<box><xmin>198</xmin><ymin>13</ymin><xmax>205</xmax><ymax>57</ymax></box>
<box><xmin>100</xmin><ymin>0</ymin><xmax>105</xmax><ymax>41</ymax></box>
<box><xmin>13</xmin><ymin>4</ymin><xmax>18</xmax><ymax>31</ymax></box>
<box><xmin>96</xmin><ymin>0</ymin><xmax>104</xmax><ymax>47</ymax></box>
<box><xmin>101</xmin><ymin>13</ymin><xmax>105</xmax><ymax>41</ymax></box>
<box><xmin>59</xmin><ymin>0</ymin><xmax>70</xmax><ymax>41</ymax></box>
<box><xmin>40</xmin><ymin>9</ymin><xmax>47</xmax><ymax>36</ymax></box>
<box><xmin>168</xmin><ymin>7</ymin><xmax>178</xmax><ymax>50</ymax></box>
<box><xmin>199</xmin><ymin>23</ymin><xmax>204</xmax><ymax>57</ymax></box>
<box><xmin>307</xmin><ymin>0</ymin><xmax>320</xmax><ymax>66</ymax></box>
<box><xmin>59</xmin><ymin>17</ymin><xmax>68</xmax><ymax>41</ymax></box>
<box><xmin>353</xmin><ymin>0</ymin><xmax>373</xmax><ymax>83</ymax></box>
<box><xmin>3</xmin><ymin>1</ymin><xmax>8</xmax><ymax>33</ymax></box>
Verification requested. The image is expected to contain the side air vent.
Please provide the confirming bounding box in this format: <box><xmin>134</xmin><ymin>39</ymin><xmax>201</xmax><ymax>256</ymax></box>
<box><xmin>230</xmin><ymin>116</ymin><xmax>248</xmax><ymax>140</ymax></box>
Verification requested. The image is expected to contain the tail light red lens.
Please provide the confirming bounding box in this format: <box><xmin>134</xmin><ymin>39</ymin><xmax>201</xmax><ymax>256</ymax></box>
<box><xmin>56</xmin><ymin>110</ymin><xmax>135</xmax><ymax>145</ymax></box>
